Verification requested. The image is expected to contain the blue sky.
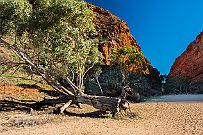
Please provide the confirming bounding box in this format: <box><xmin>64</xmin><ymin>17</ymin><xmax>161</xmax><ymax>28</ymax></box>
<box><xmin>85</xmin><ymin>0</ymin><xmax>203</xmax><ymax>75</ymax></box>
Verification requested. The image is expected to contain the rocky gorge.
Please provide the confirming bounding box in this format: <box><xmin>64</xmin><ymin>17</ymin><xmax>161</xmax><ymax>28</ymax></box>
<box><xmin>168</xmin><ymin>32</ymin><xmax>203</xmax><ymax>93</ymax></box>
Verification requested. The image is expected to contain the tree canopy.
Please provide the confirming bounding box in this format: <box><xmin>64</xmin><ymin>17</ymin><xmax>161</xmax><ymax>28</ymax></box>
<box><xmin>0</xmin><ymin>0</ymin><xmax>102</xmax><ymax>95</ymax></box>
<box><xmin>111</xmin><ymin>45</ymin><xmax>148</xmax><ymax>84</ymax></box>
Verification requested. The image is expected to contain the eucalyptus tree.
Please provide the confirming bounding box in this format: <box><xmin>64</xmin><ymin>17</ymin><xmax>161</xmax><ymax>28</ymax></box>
<box><xmin>0</xmin><ymin>0</ymin><xmax>128</xmax><ymax>116</ymax></box>
<box><xmin>111</xmin><ymin>45</ymin><xmax>148</xmax><ymax>85</ymax></box>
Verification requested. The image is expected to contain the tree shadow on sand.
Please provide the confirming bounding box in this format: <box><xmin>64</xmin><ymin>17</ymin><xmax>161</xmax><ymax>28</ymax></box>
<box><xmin>0</xmin><ymin>99</ymin><xmax>33</xmax><ymax>113</ymax></box>
<box><xmin>2</xmin><ymin>84</ymin><xmax>138</xmax><ymax>119</ymax></box>
<box><xmin>0</xmin><ymin>98</ymin><xmax>110</xmax><ymax>118</ymax></box>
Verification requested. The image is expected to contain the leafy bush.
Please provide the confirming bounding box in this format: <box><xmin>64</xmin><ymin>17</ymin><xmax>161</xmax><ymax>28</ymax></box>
<box><xmin>165</xmin><ymin>75</ymin><xmax>192</xmax><ymax>94</ymax></box>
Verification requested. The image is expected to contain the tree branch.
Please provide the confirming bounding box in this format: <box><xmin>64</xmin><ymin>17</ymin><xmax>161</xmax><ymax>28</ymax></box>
<box><xmin>0</xmin><ymin>38</ymin><xmax>75</xmax><ymax>96</ymax></box>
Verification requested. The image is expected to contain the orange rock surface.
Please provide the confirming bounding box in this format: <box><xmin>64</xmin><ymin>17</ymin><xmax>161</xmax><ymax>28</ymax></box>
<box><xmin>169</xmin><ymin>32</ymin><xmax>203</xmax><ymax>82</ymax></box>
<box><xmin>89</xmin><ymin>4</ymin><xmax>152</xmax><ymax>73</ymax></box>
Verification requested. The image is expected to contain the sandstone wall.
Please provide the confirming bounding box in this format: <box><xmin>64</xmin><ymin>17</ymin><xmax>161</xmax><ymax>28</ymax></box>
<box><xmin>89</xmin><ymin>4</ymin><xmax>152</xmax><ymax>73</ymax></box>
<box><xmin>169</xmin><ymin>32</ymin><xmax>203</xmax><ymax>83</ymax></box>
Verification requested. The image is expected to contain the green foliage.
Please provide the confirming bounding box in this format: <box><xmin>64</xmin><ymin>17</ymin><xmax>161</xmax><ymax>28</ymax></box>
<box><xmin>0</xmin><ymin>65</ymin><xmax>4</xmax><ymax>71</ymax></box>
<box><xmin>85</xmin><ymin>66</ymin><xmax>163</xmax><ymax>97</ymax></box>
<box><xmin>112</xmin><ymin>46</ymin><xmax>147</xmax><ymax>72</ymax></box>
<box><xmin>0</xmin><ymin>0</ymin><xmax>32</xmax><ymax>36</ymax></box>
<box><xmin>99</xmin><ymin>67</ymin><xmax>123</xmax><ymax>90</ymax></box>
<box><xmin>85</xmin><ymin>45</ymin><xmax>152</xmax><ymax>97</ymax></box>
<box><xmin>189</xmin><ymin>81</ymin><xmax>203</xmax><ymax>94</ymax></box>
<box><xmin>0</xmin><ymin>0</ymin><xmax>102</xmax><ymax>93</ymax></box>
<box><xmin>165</xmin><ymin>75</ymin><xmax>192</xmax><ymax>93</ymax></box>
<box><xmin>128</xmin><ymin>73</ymin><xmax>155</xmax><ymax>97</ymax></box>
<box><xmin>85</xmin><ymin>66</ymin><xmax>123</xmax><ymax>96</ymax></box>
<box><xmin>111</xmin><ymin>45</ymin><xmax>148</xmax><ymax>84</ymax></box>
<box><xmin>147</xmin><ymin>68</ymin><xmax>162</xmax><ymax>90</ymax></box>
<box><xmin>128</xmin><ymin>73</ymin><xmax>150</xmax><ymax>91</ymax></box>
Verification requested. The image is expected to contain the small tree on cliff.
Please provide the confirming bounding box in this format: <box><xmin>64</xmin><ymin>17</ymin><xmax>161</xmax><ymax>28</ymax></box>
<box><xmin>111</xmin><ymin>45</ymin><xmax>148</xmax><ymax>84</ymax></box>
<box><xmin>0</xmin><ymin>0</ymin><xmax>127</xmax><ymax>116</ymax></box>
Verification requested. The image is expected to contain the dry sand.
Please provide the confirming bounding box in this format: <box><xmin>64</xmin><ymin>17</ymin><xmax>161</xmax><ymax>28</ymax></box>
<box><xmin>0</xmin><ymin>101</ymin><xmax>203</xmax><ymax>135</ymax></box>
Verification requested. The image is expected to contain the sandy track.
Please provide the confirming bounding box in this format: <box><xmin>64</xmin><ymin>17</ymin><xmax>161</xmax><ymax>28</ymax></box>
<box><xmin>1</xmin><ymin>102</ymin><xmax>203</xmax><ymax>135</ymax></box>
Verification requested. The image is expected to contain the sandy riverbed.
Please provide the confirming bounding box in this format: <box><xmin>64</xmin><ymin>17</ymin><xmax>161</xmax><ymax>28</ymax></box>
<box><xmin>0</xmin><ymin>100</ymin><xmax>203</xmax><ymax>135</ymax></box>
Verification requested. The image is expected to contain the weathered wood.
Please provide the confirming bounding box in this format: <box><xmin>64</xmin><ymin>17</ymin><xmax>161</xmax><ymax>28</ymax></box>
<box><xmin>119</xmin><ymin>99</ymin><xmax>131</xmax><ymax>115</ymax></box>
<box><xmin>31</xmin><ymin>94</ymin><xmax>125</xmax><ymax>117</ymax></box>
<box><xmin>60</xmin><ymin>100</ymin><xmax>73</xmax><ymax>114</ymax></box>
<box><xmin>75</xmin><ymin>94</ymin><xmax>121</xmax><ymax>117</ymax></box>
<box><xmin>31</xmin><ymin>86</ymin><xmax>132</xmax><ymax>117</ymax></box>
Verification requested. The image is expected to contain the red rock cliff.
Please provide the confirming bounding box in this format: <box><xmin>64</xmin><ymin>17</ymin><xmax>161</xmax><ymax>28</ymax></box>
<box><xmin>169</xmin><ymin>32</ymin><xmax>203</xmax><ymax>82</ymax></box>
<box><xmin>88</xmin><ymin>4</ymin><xmax>152</xmax><ymax>73</ymax></box>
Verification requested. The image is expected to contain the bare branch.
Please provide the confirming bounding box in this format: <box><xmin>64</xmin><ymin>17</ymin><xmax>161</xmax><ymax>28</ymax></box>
<box><xmin>95</xmin><ymin>77</ymin><xmax>103</xmax><ymax>95</ymax></box>
<box><xmin>0</xmin><ymin>38</ymin><xmax>75</xmax><ymax>96</ymax></box>
<box><xmin>82</xmin><ymin>62</ymin><xmax>96</xmax><ymax>80</ymax></box>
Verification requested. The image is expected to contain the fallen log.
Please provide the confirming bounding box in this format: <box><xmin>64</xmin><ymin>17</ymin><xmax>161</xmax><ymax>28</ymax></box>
<box><xmin>59</xmin><ymin>94</ymin><xmax>131</xmax><ymax>117</ymax></box>
<box><xmin>75</xmin><ymin>94</ymin><xmax>121</xmax><ymax>117</ymax></box>
<box><xmin>31</xmin><ymin>94</ymin><xmax>128</xmax><ymax>117</ymax></box>
<box><xmin>59</xmin><ymin>86</ymin><xmax>133</xmax><ymax>117</ymax></box>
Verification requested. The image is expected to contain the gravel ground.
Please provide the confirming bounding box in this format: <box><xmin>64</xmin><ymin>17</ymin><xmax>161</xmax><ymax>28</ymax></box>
<box><xmin>0</xmin><ymin>102</ymin><xmax>203</xmax><ymax>135</ymax></box>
